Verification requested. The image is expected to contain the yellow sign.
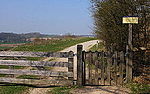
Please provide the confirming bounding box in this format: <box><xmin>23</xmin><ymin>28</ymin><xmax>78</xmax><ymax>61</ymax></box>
<box><xmin>123</xmin><ymin>17</ymin><xmax>138</xmax><ymax>24</ymax></box>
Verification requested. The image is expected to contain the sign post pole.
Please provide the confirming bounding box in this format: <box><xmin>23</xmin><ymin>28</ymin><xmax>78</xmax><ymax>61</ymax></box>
<box><xmin>123</xmin><ymin>16</ymin><xmax>138</xmax><ymax>83</ymax></box>
<box><xmin>126</xmin><ymin>23</ymin><xmax>133</xmax><ymax>82</ymax></box>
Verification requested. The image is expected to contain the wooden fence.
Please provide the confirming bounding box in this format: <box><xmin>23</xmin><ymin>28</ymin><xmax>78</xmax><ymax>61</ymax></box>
<box><xmin>0</xmin><ymin>51</ymin><xmax>74</xmax><ymax>86</ymax></box>
<box><xmin>0</xmin><ymin>45</ymin><xmax>133</xmax><ymax>87</ymax></box>
<box><xmin>77</xmin><ymin>45</ymin><xmax>133</xmax><ymax>86</ymax></box>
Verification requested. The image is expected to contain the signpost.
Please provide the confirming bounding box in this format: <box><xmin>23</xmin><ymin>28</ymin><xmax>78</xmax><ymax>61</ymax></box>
<box><xmin>123</xmin><ymin>16</ymin><xmax>138</xmax><ymax>82</ymax></box>
<box><xmin>123</xmin><ymin>17</ymin><xmax>139</xmax><ymax>24</ymax></box>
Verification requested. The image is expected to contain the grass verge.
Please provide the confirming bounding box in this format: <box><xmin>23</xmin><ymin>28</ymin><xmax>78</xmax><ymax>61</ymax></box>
<box><xmin>0</xmin><ymin>85</ymin><xmax>29</xmax><ymax>94</ymax></box>
<box><xmin>126</xmin><ymin>83</ymin><xmax>150</xmax><ymax>94</ymax></box>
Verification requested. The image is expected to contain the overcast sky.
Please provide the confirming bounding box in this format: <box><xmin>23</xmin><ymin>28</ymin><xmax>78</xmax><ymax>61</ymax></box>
<box><xmin>0</xmin><ymin>0</ymin><xmax>93</xmax><ymax>35</ymax></box>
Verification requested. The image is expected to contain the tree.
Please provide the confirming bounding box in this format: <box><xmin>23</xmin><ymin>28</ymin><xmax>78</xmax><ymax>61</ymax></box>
<box><xmin>90</xmin><ymin>0</ymin><xmax>150</xmax><ymax>52</ymax></box>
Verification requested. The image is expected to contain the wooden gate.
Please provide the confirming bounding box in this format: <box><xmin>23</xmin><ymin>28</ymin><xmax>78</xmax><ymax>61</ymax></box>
<box><xmin>76</xmin><ymin>45</ymin><xmax>133</xmax><ymax>86</ymax></box>
<box><xmin>0</xmin><ymin>45</ymin><xmax>133</xmax><ymax>87</ymax></box>
<box><xmin>0</xmin><ymin>51</ymin><xmax>74</xmax><ymax>86</ymax></box>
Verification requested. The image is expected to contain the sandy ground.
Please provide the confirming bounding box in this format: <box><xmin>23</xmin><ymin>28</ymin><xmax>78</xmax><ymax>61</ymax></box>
<box><xmin>26</xmin><ymin>40</ymin><xmax>130</xmax><ymax>94</ymax></box>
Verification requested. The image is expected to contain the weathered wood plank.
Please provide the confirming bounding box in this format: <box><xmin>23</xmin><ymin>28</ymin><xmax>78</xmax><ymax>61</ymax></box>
<box><xmin>68</xmin><ymin>51</ymin><xmax>74</xmax><ymax>83</ymax></box>
<box><xmin>0</xmin><ymin>60</ymin><xmax>72</xmax><ymax>67</ymax></box>
<box><xmin>77</xmin><ymin>45</ymin><xmax>83</xmax><ymax>86</ymax></box>
<box><xmin>89</xmin><ymin>51</ymin><xmax>92</xmax><ymax>84</ymax></box>
<box><xmin>126</xmin><ymin>46</ymin><xmax>133</xmax><ymax>83</ymax></box>
<box><xmin>0</xmin><ymin>69</ymin><xmax>73</xmax><ymax>77</ymax></box>
<box><xmin>0</xmin><ymin>77</ymin><xmax>72</xmax><ymax>86</ymax></box>
<box><xmin>114</xmin><ymin>52</ymin><xmax>118</xmax><ymax>85</ymax></box>
<box><xmin>82</xmin><ymin>51</ymin><xmax>86</xmax><ymax>85</ymax></box>
<box><xmin>0</xmin><ymin>51</ymin><xmax>74</xmax><ymax>58</ymax></box>
<box><xmin>101</xmin><ymin>52</ymin><xmax>105</xmax><ymax>85</ymax></box>
<box><xmin>94</xmin><ymin>52</ymin><xmax>99</xmax><ymax>85</ymax></box>
<box><xmin>119</xmin><ymin>51</ymin><xmax>124</xmax><ymax>86</ymax></box>
<box><xmin>85</xmin><ymin>52</ymin><xmax>90</xmax><ymax>85</ymax></box>
<box><xmin>106</xmin><ymin>52</ymin><xmax>111</xmax><ymax>85</ymax></box>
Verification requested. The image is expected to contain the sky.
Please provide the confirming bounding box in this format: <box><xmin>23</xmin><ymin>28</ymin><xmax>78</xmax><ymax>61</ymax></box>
<box><xmin>0</xmin><ymin>0</ymin><xmax>93</xmax><ymax>35</ymax></box>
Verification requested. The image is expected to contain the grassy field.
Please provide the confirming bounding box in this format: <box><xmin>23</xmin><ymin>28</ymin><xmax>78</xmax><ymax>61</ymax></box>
<box><xmin>0</xmin><ymin>37</ymin><xmax>96</xmax><ymax>94</ymax></box>
<box><xmin>13</xmin><ymin>37</ymin><xmax>96</xmax><ymax>52</ymax></box>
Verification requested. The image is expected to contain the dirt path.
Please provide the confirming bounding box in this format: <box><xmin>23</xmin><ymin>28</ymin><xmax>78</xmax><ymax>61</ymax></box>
<box><xmin>71</xmin><ymin>86</ymin><xmax>130</xmax><ymax>94</ymax></box>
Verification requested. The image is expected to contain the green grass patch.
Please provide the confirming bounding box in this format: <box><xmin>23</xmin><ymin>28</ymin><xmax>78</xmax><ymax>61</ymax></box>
<box><xmin>0</xmin><ymin>74</ymin><xmax>9</xmax><ymax>77</ymax></box>
<box><xmin>0</xmin><ymin>65</ymin><xmax>26</xmax><ymax>69</ymax></box>
<box><xmin>126</xmin><ymin>83</ymin><xmax>150</xmax><ymax>94</ymax></box>
<box><xmin>25</xmin><ymin>57</ymin><xmax>44</xmax><ymax>61</ymax></box>
<box><xmin>13</xmin><ymin>37</ymin><xmax>96</xmax><ymax>52</ymax></box>
<box><xmin>0</xmin><ymin>46</ymin><xmax>12</xmax><ymax>50</ymax></box>
<box><xmin>90</xmin><ymin>42</ymin><xmax>105</xmax><ymax>52</ymax></box>
<box><xmin>0</xmin><ymin>85</ymin><xmax>29</xmax><ymax>94</ymax></box>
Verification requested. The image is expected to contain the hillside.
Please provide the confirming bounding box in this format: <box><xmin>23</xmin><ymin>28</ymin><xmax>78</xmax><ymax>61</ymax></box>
<box><xmin>0</xmin><ymin>32</ymin><xmax>49</xmax><ymax>43</ymax></box>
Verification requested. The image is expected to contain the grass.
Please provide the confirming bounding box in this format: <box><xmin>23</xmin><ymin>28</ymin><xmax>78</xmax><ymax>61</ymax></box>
<box><xmin>0</xmin><ymin>65</ymin><xmax>26</xmax><ymax>69</ymax></box>
<box><xmin>0</xmin><ymin>85</ymin><xmax>29</xmax><ymax>94</ymax></box>
<box><xmin>13</xmin><ymin>37</ymin><xmax>96</xmax><ymax>52</ymax></box>
<box><xmin>126</xmin><ymin>83</ymin><xmax>150</xmax><ymax>94</ymax></box>
<box><xmin>90</xmin><ymin>42</ymin><xmax>105</xmax><ymax>52</ymax></box>
<box><xmin>0</xmin><ymin>47</ymin><xmax>12</xmax><ymax>50</ymax></box>
<box><xmin>25</xmin><ymin>57</ymin><xmax>45</xmax><ymax>61</ymax></box>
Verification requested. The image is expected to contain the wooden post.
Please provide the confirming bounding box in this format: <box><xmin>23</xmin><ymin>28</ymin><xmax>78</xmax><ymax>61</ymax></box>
<box><xmin>107</xmin><ymin>51</ymin><xmax>111</xmax><ymax>85</ymax></box>
<box><xmin>94</xmin><ymin>51</ymin><xmax>99</xmax><ymax>85</ymax></box>
<box><xmin>119</xmin><ymin>51</ymin><xmax>124</xmax><ymax>86</ymax></box>
<box><xmin>101</xmin><ymin>52</ymin><xmax>105</xmax><ymax>85</ymax></box>
<box><xmin>126</xmin><ymin>23</ymin><xmax>133</xmax><ymax>83</ymax></box>
<box><xmin>68</xmin><ymin>51</ymin><xmax>74</xmax><ymax>85</ymax></box>
<box><xmin>82</xmin><ymin>51</ymin><xmax>86</xmax><ymax>85</ymax></box>
<box><xmin>77</xmin><ymin>45</ymin><xmax>83</xmax><ymax>86</ymax></box>
<box><xmin>113</xmin><ymin>52</ymin><xmax>117</xmax><ymax>85</ymax></box>
<box><xmin>89</xmin><ymin>51</ymin><xmax>92</xmax><ymax>84</ymax></box>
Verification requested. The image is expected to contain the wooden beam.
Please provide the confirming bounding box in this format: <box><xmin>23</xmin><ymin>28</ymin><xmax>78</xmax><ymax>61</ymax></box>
<box><xmin>0</xmin><ymin>60</ymin><xmax>72</xmax><ymax>67</ymax></box>
<box><xmin>0</xmin><ymin>51</ymin><xmax>74</xmax><ymax>58</ymax></box>
<box><xmin>119</xmin><ymin>51</ymin><xmax>124</xmax><ymax>86</ymax></box>
<box><xmin>107</xmin><ymin>51</ymin><xmax>111</xmax><ymax>85</ymax></box>
<box><xmin>77</xmin><ymin>45</ymin><xmax>83</xmax><ymax>86</ymax></box>
<box><xmin>68</xmin><ymin>51</ymin><xmax>74</xmax><ymax>82</ymax></box>
<box><xmin>0</xmin><ymin>77</ymin><xmax>72</xmax><ymax>86</ymax></box>
<box><xmin>0</xmin><ymin>69</ymin><xmax>73</xmax><ymax>77</ymax></box>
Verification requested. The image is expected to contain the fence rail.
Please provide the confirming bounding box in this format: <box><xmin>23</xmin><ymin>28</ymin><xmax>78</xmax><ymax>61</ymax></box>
<box><xmin>0</xmin><ymin>69</ymin><xmax>73</xmax><ymax>77</ymax></box>
<box><xmin>0</xmin><ymin>51</ymin><xmax>74</xmax><ymax>58</ymax></box>
<box><xmin>0</xmin><ymin>60</ymin><xmax>72</xmax><ymax>67</ymax></box>
<box><xmin>0</xmin><ymin>77</ymin><xmax>72</xmax><ymax>86</ymax></box>
<box><xmin>0</xmin><ymin>51</ymin><xmax>74</xmax><ymax>86</ymax></box>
